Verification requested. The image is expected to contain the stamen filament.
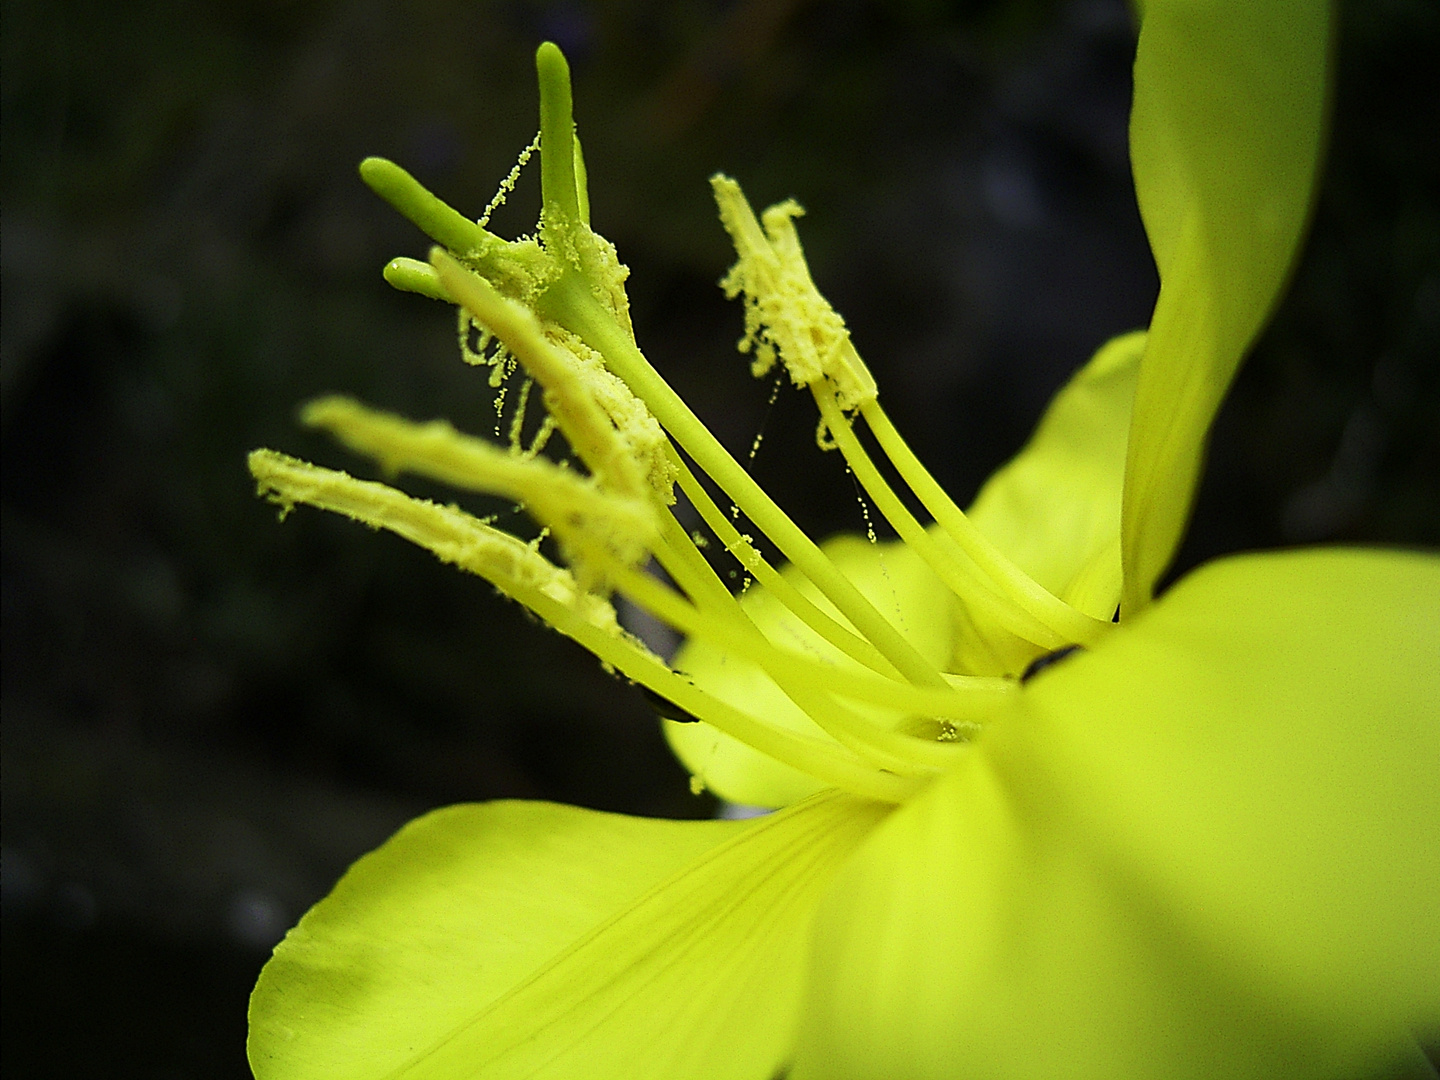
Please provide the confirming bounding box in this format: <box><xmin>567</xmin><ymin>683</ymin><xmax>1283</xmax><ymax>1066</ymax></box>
<box><xmin>861</xmin><ymin>398</ymin><xmax>1112</xmax><ymax>645</ymax></box>
<box><xmin>645</xmin><ymin>478</ymin><xmax>1015</xmax><ymax>726</ymax></box>
<box><xmin>813</xmin><ymin>384</ymin><xmax>1066</xmax><ymax>650</ymax></box>
<box><xmin>544</xmin><ymin>275</ymin><xmax>951</xmax><ymax>690</ymax></box>
<box><xmin>249</xmin><ymin>450</ymin><xmax>916</xmax><ymax>803</ymax></box>
<box><xmin>608</xmin><ymin>561</ymin><xmax>969</xmax><ymax>776</ymax></box>
<box><xmin>527</xmin><ymin>584</ymin><xmax>921</xmax><ymax>802</ymax></box>
<box><xmin>649</xmin><ymin>504</ymin><xmax>748</xmax><ymax>617</ymax></box>
<box><xmin>668</xmin><ymin>447</ymin><xmax>900</xmax><ymax>680</ymax></box>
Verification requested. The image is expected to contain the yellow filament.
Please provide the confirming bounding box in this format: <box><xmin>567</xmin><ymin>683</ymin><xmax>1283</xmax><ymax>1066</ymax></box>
<box><xmin>861</xmin><ymin>397</ymin><xmax>1112</xmax><ymax>645</ymax></box>
<box><xmin>812</xmin><ymin>384</ymin><xmax>1066</xmax><ymax>650</ymax></box>
<box><xmin>668</xmin><ymin>447</ymin><xmax>900</xmax><ymax>679</ymax></box>
<box><xmin>249</xmin><ymin>450</ymin><xmax>917</xmax><ymax>803</ymax></box>
<box><xmin>608</xmin><ymin>561</ymin><xmax>970</xmax><ymax>776</ymax></box>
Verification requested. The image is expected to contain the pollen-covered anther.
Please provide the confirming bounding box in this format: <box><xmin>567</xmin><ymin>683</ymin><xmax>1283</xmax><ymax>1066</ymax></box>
<box><xmin>430</xmin><ymin>250</ymin><xmax>676</xmax><ymax>507</ymax></box>
<box><xmin>712</xmin><ymin>175</ymin><xmax>877</xmax><ymax>411</ymax></box>
<box><xmin>297</xmin><ymin>396</ymin><xmax>658</xmax><ymax>592</ymax></box>
<box><xmin>246</xmin><ymin>449</ymin><xmax>628</xmax><ymax>635</ymax></box>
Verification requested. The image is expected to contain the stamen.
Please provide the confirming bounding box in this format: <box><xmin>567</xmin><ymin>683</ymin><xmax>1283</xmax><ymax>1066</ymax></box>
<box><xmin>547</xmin><ymin>614</ymin><xmax>920</xmax><ymax>804</ymax></box>
<box><xmin>607</xmin><ymin>561</ymin><xmax>973</xmax><ymax>777</ymax></box>
<box><xmin>861</xmin><ymin>399</ymin><xmax>1112</xmax><ymax>646</ymax></box>
<box><xmin>711</xmin><ymin>176</ymin><xmax>877</xmax><ymax>411</ymax></box>
<box><xmin>649</xmin><ymin>503</ymin><xmax>743</xmax><ymax>617</ymax></box>
<box><xmin>628</xmin><ymin>546</ymin><xmax>1012</xmax><ymax>726</ymax></box>
<box><xmin>668</xmin><ymin>448</ymin><xmax>902</xmax><ymax>679</ymax></box>
<box><xmin>638</xmin><ymin>469</ymin><xmax>1008</xmax><ymax>764</ymax></box>
<box><xmin>248</xmin><ymin>450</ymin><xmax>621</xmax><ymax>633</ymax></box>
<box><xmin>813</xmin><ymin>384</ymin><xmax>1066</xmax><ymax>650</ymax></box>
<box><xmin>298</xmin><ymin>398</ymin><xmax>655</xmax><ymax>587</ymax></box>
<box><xmin>541</xmin><ymin>274</ymin><xmax>950</xmax><ymax>690</ymax></box>
<box><xmin>250</xmin><ymin>451</ymin><xmax>915</xmax><ymax>802</ymax></box>
<box><xmin>707</xmin><ymin>167</ymin><xmax>1111</xmax><ymax>653</ymax></box>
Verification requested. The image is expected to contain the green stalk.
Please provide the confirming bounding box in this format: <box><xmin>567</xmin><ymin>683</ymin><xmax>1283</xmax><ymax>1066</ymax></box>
<box><xmin>649</xmin><ymin>505</ymin><xmax>747</xmax><ymax>618</ymax></box>
<box><xmin>610</xmin><ymin>563</ymin><xmax>969</xmax><ymax>775</ymax></box>
<box><xmin>668</xmin><ymin>449</ymin><xmax>897</xmax><ymax>678</ymax></box>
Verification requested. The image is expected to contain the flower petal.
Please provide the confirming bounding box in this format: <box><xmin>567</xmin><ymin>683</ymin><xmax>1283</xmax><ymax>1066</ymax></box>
<box><xmin>1013</xmin><ymin>549</ymin><xmax>1440</xmax><ymax>1034</ymax></box>
<box><xmin>666</xmin><ymin>534</ymin><xmax>955</xmax><ymax>808</ymax></box>
<box><xmin>1122</xmin><ymin>0</ymin><xmax>1331</xmax><ymax>611</ymax></box>
<box><xmin>250</xmin><ymin>791</ymin><xmax>889</xmax><ymax>1080</ymax></box>
<box><xmin>966</xmin><ymin>329</ymin><xmax>1144</xmax><ymax>620</ymax></box>
<box><xmin>796</xmin><ymin>549</ymin><xmax>1440</xmax><ymax>1079</ymax></box>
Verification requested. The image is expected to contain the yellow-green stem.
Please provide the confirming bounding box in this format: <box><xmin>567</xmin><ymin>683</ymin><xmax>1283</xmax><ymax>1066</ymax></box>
<box><xmin>610</xmin><ymin>562</ymin><xmax>968</xmax><ymax>776</ymax></box>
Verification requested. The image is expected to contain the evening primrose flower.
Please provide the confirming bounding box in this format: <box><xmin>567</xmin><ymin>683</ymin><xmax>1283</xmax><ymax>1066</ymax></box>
<box><xmin>247</xmin><ymin>5</ymin><xmax>1439</xmax><ymax>1079</ymax></box>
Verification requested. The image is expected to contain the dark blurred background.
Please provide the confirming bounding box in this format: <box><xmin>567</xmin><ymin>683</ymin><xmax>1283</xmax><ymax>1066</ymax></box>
<box><xmin>2</xmin><ymin>0</ymin><xmax>1436</xmax><ymax>1075</ymax></box>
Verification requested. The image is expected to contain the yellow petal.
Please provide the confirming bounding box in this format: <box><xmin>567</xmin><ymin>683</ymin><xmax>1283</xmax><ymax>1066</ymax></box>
<box><xmin>967</xmin><ymin>329</ymin><xmax>1144</xmax><ymax>621</ymax></box>
<box><xmin>1011</xmin><ymin>549</ymin><xmax>1440</xmax><ymax>1034</ymax></box>
<box><xmin>251</xmin><ymin>791</ymin><xmax>889</xmax><ymax>1080</ymax></box>
<box><xmin>796</xmin><ymin>549</ymin><xmax>1440</xmax><ymax>1079</ymax></box>
<box><xmin>1122</xmin><ymin>0</ymin><xmax>1331</xmax><ymax>611</ymax></box>
<box><xmin>665</xmin><ymin>534</ymin><xmax>956</xmax><ymax>808</ymax></box>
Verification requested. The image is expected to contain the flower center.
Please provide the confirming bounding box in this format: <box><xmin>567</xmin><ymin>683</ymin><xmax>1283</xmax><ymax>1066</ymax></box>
<box><xmin>249</xmin><ymin>43</ymin><xmax>1111</xmax><ymax>804</ymax></box>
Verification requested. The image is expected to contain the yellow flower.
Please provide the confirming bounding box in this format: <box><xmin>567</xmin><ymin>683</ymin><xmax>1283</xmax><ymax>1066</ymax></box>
<box><xmin>247</xmin><ymin>5</ymin><xmax>1438</xmax><ymax>1078</ymax></box>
